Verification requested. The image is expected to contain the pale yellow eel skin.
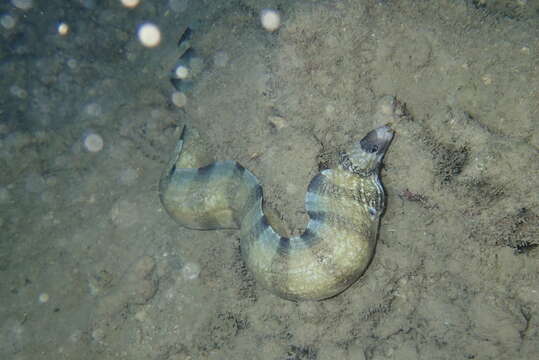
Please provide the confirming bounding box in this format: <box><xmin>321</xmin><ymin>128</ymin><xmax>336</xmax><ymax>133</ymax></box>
<box><xmin>159</xmin><ymin>125</ymin><xmax>394</xmax><ymax>301</ymax></box>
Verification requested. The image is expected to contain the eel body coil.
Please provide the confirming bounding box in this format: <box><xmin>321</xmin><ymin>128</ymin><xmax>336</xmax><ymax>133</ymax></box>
<box><xmin>159</xmin><ymin>125</ymin><xmax>394</xmax><ymax>300</ymax></box>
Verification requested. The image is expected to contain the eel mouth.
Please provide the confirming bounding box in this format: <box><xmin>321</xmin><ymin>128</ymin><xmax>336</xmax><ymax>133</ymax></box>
<box><xmin>341</xmin><ymin>125</ymin><xmax>395</xmax><ymax>176</ymax></box>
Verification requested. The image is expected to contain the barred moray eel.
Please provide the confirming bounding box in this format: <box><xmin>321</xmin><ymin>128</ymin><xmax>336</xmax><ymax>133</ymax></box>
<box><xmin>159</xmin><ymin>124</ymin><xmax>394</xmax><ymax>301</ymax></box>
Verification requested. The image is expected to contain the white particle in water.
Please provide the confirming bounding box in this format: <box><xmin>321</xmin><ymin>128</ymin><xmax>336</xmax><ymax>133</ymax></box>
<box><xmin>0</xmin><ymin>14</ymin><xmax>16</xmax><ymax>30</ymax></box>
<box><xmin>260</xmin><ymin>9</ymin><xmax>281</xmax><ymax>32</ymax></box>
<box><xmin>83</xmin><ymin>133</ymin><xmax>104</xmax><ymax>152</ymax></box>
<box><xmin>67</xmin><ymin>58</ymin><xmax>77</xmax><ymax>69</ymax></box>
<box><xmin>137</xmin><ymin>23</ymin><xmax>161</xmax><ymax>48</ymax></box>
<box><xmin>121</xmin><ymin>0</ymin><xmax>140</xmax><ymax>8</ymax></box>
<box><xmin>38</xmin><ymin>293</ymin><xmax>49</xmax><ymax>303</ymax></box>
<box><xmin>174</xmin><ymin>64</ymin><xmax>189</xmax><ymax>79</ymax></box>
<box><xmin>57</xmin><ymin>22</ymin><xmax>69</xmax><ymax>36</ymax></box>
<box><xmin>9</xmin><ymin>85</ymin><xmax>27</xmax><ymax>99</ymax></box>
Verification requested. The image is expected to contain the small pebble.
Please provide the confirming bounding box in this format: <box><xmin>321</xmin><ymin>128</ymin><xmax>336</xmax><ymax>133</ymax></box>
<box><xmin>110</xmin><ymin>199</ymin><xmax>139</xmax><ymax>228</ymax></box>
<box><xmin>117</xmin><ymin>167</ymin><xmax>139</xmax><ymax>186</ymax></box>
<box><xmin>172</xmin><ymin>91</ymin><xmax>187</xmax><ymax>108</ymax></box>
<box><xmin>91</xmin><ymin>328</ymin><xmax>105</xmax><ymax>342</ymax></box>
<box><xmin>189</xmin><ymin>57</ymin><xmax>204</xmax><ymax>76</ymax></box>
<box><xmin>84</xmin><ymin>103</ymin><xmax>102</xmax><ymax>117</ymax></box>
<box><xmin>0</xmin><ymin>187</ymin><xmax>12</xmax><ymax>203</ymax></box>
<box><xmin>25</xmin><ymin>173</ymin><xmax>47</xmax><ymax>194</ymax></box>
<box><xmin>169</xmin><ymin>0</ymin><xmax>188</xmax><ymax>12</ymax></box>
<box><xmin>268</xmin><ymin>116</ymin><xmax>287</xmax><ymax>129</ymax></box>
<box><xmin>213</xmin><ymin>51</ymin><xmax>229</xmax><ymax>68</ymax></box>
<box><xmin>11</xmin><ymin>0</ymin><xmax>33</xmax><ymax>11</ymax></box>
<box><xmin>69</xmin><ymin>329</ymin><xmax>83</xmax><ymax>343</ymax></box>
<box><xmin>181</xmin><ymin>262</ymin><xmax>201</xmax><ymax>280</ymax></box>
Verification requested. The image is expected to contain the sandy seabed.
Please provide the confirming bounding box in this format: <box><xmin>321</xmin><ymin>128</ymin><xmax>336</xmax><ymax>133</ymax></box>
<box><xmin>0</xmin><ymin>0</ymin><xmax>538</xmax><ymax>359</ymax></box>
